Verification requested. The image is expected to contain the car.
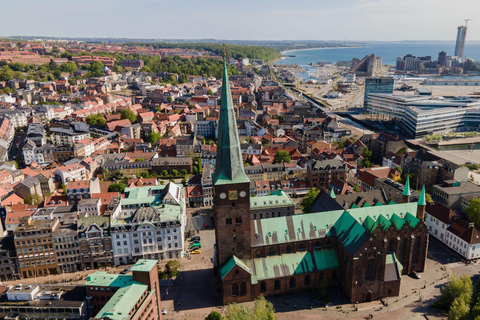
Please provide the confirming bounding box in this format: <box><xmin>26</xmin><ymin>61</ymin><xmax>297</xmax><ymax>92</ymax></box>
<box><xmin>411</xmin><ymin>271</ymin><xmax>421</xmax><ymax>279</ymax></box>
<box><xmin>191</xmin><ymin>249</ymin><xmax>201</xmax><ymax>255</ymax></box>
<box><xmin>192</xmin><ymin>240</ymin><xmax>201</xmax><ymax>244</ymax></box>
<box><xmin>190</xmin><ymin>236</ymin><xmax>200</xmax><ymax>242</ymax></box>
<box><xmin>120</xmin><ymin>267</ymin><xmax>132</xmax><ymax>274</ymax></box>
<box><xmin>161</xmin><ymin>309</ymin><xmax>168</xmax><ymax>315</ymax></box>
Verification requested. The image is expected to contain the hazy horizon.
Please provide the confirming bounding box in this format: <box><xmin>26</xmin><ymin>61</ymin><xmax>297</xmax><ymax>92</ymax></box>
<box><xmin>2</xmin><ymin>0</ymin><xmax>480</xmax><ymax>41</ymax></box>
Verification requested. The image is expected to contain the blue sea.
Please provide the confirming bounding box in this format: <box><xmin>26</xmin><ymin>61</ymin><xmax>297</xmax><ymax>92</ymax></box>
<box><xmin>277</xmin><ymin>41</ymin><xmax>480</xmax><ymax>78</ymax></box>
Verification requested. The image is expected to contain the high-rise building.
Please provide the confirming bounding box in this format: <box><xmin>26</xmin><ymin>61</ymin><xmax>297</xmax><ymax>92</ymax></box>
<box><xmin>438</xmin><ymin>51</ymin><xmax>447</xmax><ymax>66</ymax></box>
<box><xmin>454</xmin><ymin>25</ymin><xmax>467</xmax><ymax>59</ymax></box>
<box><xmin>363</xmin><ymin>77</ymin><xmax>394</xmax><ymax>109</ymax></box>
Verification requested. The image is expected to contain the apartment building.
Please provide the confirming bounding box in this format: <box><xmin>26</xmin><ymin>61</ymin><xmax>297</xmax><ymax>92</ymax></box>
<box><xmin>14</xmin><ymin>216</ymin><xmax>60</xmax><ymax>279</ymax></box>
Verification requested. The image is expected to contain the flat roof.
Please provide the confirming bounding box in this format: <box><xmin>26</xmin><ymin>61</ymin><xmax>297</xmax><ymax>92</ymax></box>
<box><xmin>131</xmin><ymin>259</ymin><xmax>157</xmax><ymax>273</ymax></box>
<box><xmin>95</xmin><ymin>283</ymin><xmax>148</xmax><ymax>320</ymax></box>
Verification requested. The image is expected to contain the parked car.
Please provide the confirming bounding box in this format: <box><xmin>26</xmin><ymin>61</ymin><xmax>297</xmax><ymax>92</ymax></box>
<box><xmin>190</xmin><ymin>236</ymin><xmax>200</xmax><ymax>242</ymax></box>
<box><xmin>161</xmin><ymin>309</ymin><xmax>168</xmax><ymax>315</ymax></box>
<box><xmin>189</xmin><ymin>242</ymin><xmax>201</xmax><ymax>249</ymax></box>
<box><xmin>120</xmin><ymin>267</ymin><xmax>132</xmax><ymax>274</ymax></box>
<box><xmin>191</xmin><ymin>249</ymin><xmax>201</xmax><ymax>255</ymax></box>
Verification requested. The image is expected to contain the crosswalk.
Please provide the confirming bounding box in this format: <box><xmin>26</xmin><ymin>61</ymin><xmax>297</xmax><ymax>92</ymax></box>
<box><xmin>444</xmin><ymin>261</ymin><xmax>468</xmax><ymax>269</ymax></box>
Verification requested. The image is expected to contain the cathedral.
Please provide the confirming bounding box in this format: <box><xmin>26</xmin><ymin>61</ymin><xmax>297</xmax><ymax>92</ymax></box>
<box><xmin>213</xmin><ymin>55</ymin><xmax>429</xmax><ymax>304</ymax></box>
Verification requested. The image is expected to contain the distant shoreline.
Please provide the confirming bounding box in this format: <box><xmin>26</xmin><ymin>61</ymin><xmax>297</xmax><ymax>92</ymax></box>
<box><xmin>280</xmin><ymin>46</ymin><xmax>366</xmax><ymax>55</ymax></box>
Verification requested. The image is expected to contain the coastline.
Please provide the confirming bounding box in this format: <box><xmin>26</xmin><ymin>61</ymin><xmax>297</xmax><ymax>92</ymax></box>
<box><xmin>280</xmin><ymin>46</ymin><xmax>367</xmax><ymax>55</ymax></box>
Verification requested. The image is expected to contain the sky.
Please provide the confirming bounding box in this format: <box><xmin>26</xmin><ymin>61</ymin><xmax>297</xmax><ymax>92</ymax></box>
<box><xmin>2</xmin><ymin>0</ymin><xmax>480</xmax><ymax>41</ymax></box>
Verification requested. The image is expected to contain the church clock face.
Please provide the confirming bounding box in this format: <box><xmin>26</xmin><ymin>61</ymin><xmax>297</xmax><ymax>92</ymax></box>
<box><xmin>219</xmin><ymin>193</ymin><xmax>227</xmax><ymax>199</ymax></box>
<box><xmin>228</xmin><ymin>190</ymin><xmax>238</xmax><ymax>200</ymax></box>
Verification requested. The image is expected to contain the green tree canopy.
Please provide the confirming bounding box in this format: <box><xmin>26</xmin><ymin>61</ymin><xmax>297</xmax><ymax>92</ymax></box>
<box><xmin>224</xmin><ymin>296</ymin><xmax>276</xmax><ymax>320</ymax></box>
<box><xmin>121</xmin><ymin>109</ymin><xmax>137</xmax><ymax>123</ymax></box>
<box><xmin>302</xmin><ymin>187</ymin><xmax>320</xmax><ymax>213</ymax></box>
<box><xmin>145</xmin><ymin>132</ymin><xmax>161</xmax><ymax>144</ymax></box>
<box><xmin>466</xmin><ymin>198</ymin><xmax>480</xmax><ymax>226</ymax></box>
<box><xmin>449</xmin><ymin>297</ymin><xmax>470</xmax><ymax>320</ymax></box>
<box><xmin>86</xmin><ymin>114</ymin><xmax>106</xmax><ymax>127</ymax></box>
<box><xmin>108</xmin><ymin>183</ymin><xmax>127</xmax><ymax>193</ymax></box>
<box><xmin>437</xmin><ymin>274</ymin><xmax>473</xmax><ymax>310</ymax></box>
<box><xmin>205</xmin><ymin>311</ymin><xmax>222</xmax><ymax>320</ymax></box>
<box><xmin>24</xmin><ymin>194</ymin><xmax>42</xmax><ymax>205</ymax></box>
<box><xmin>273</xmin><ymin>150</ymin><xmax>291</xmax><ymax>164</ymax></box>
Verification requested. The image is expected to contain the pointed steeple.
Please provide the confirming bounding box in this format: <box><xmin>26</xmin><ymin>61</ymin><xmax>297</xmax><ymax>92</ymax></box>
<box><xmin>403</xmin><ymin>176</ymin><xmax>411</xmax><ymax>197</ymax></box>
<box><xmin>417</xmin><ymin>185</ymin><xmax>426</xmax><ymax>221</ymax></box>
<box><xmin>329</xmin><ymin>188</ymin><xmax>336</xmax><ymax>199</ymax></box>
<box><xmin>213</xmin><ymin>48</ymin><xmax>250</xmax><ymax>186</ymax></box>
<box><xmin>418</xmin><ymin>185</ymin><xmax>426</xmax><ymax>206</ymax></box>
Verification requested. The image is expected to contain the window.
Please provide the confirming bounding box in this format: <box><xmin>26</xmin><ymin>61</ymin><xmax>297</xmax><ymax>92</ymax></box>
<box><xmin>305</xmin><ymin>274</ymin><xmax>311</xmax><ymax>286</ymax></box>
<box><xmin>286</xmin><ymin>245</ymin><xmax>293</xmax><ymax>254</ymax></box>
<box><xmin>366</xmin><ymin>259</ymin><xmax>375</xmax><ymax>281</ymax></box>
<box><xmin>232</xmin><ymin>283</ymin><xmax>239</xmax><ymax>297</ymax></box>
<box><xmin>226</xmin><ymin>218</ymin><xmax>232</xmax><ymax>225</ymax></box>
<box><xmin>388</xmin><ymin>239</ymin><xmax>395</xmax><ymax>253</ymax></box>
<box><xmin>260</xmin><ymin>281</ymin><xmax>267</xmax><ymax>293</ymax></box>
<box><xmin>268</xmin><ymin>247</ymin><xmax>275</xmax><ymax>256</ymax></box>
<box><xmin>289</xmin><ymin>277</ymin><xmax>296</xmax><ymax>288</ymax></box>
<box><xmin>240</xmin><ymin>282</ymin><xmax>247</xmax><ymax>296</ymax></box>
<box><xmin>274</xmin><ymin>279</ymin><xmax>281</xmax><ymax>290</ymax></box>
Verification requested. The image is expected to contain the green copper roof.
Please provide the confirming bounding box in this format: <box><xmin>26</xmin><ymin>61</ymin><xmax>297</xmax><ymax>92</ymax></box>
<box><xmin>418</xmin><ymin>185</ymin><xmax>426</xmax><ymax>206</ymax></box>
<box><xmin>351</xmin><ymin>203</ymin><xmax>359</xmax><ymax>208</ymax></box>
<box><xmin>131</xmin><ymin>259</ymin><xmax>157</xmax><ymax>273</ymax></box>
<box><xmin>328</xmin><ymin>211</ymin><xmax>368</xmax><ymax>255</ymax></box>
<box><xmin>363</xmin><ymin>216</ymin><xmax>377</xmax><ymax>232</ymax></box>
<box><xmin>95</xmin><ymin>283</ymin><xmax>149</xmax><ymax>320</ymax></box>
<box><xmin>329</xmin><ymin>188</ymin><xmax>336</xmax><ymax>199</ymax></box>
<box><xmin>375</xmin><ymin>201</ymin><xmax>383</xmax><ymax>206</ymax></box>
<box><xmin>377</xmin><ymin>214</ymin><xmax>392</xmax><ymax>231</ymax></box>
<box><xmin>390</xmin><ymin>213</ymin><xmax>405</xmax><ymax>230</ymax></box>
<box><xmin>404</xmin><ymin>212</ymin><xmax>420</xmax><ymax>228</ymax></box>
<box><xmin>403</xmin><ymin>176</ymin><xmax>411</xmax><ymax>196</ymax></box>
<box><xmin>220</xmin><ymin>255</ymin><xmax>252</xmax><ymax>279</ymax></box>
<box><xmin>251</xmin><ymin>249</ymin><xmax>339</xmax><ymax>283</ymax></box>
<box><xmin>212</xmin><ymin>55</ymin><xmax>250</xmax><ymax>186</ymax></box>
<box><xmin>362</xmin><ymin>202</ymin><xmax>370</xmax><ymax>208</ymax></box>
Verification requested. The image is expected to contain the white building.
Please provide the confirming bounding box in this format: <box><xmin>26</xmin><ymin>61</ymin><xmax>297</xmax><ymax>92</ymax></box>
<box><xmin>112</xmin><ymin>182</ymin><xmax>187</xmax><ymax>265</ymax></box>
<box><xmin>426</xmin><ymin>203</ymin><xmax>480</xmax><ymax>260</ymax></box>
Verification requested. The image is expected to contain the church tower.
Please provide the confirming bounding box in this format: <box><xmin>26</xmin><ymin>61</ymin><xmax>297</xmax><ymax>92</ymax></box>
<box><xmin>213</xmin><ymin>50</ymin><xmax>251</xmax><ymax>269</ymax></box>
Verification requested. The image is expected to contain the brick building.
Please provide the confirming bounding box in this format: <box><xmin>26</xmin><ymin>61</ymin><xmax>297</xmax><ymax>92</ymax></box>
<box><xmin>86</xmin><ymin>259</ymin><xmax>162</xmax><ymax>320</ymax></box>
<box><xmin>307</xmin><ymin>159</ymin><xmax>348</xmax><ymax>190</ymax></box>
<box><xmin>214</xmin><ymin>58</ymin><xmax>429</xmax><ymax>305</ymax></box>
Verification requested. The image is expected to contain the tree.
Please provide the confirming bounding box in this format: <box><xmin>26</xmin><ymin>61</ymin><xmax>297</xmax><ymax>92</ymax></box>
<box><xmin>302</xmin><ymin>187</ymin><xmax>320</xmax><ymax>213</ymax></box>
<box><xmin>277</xmin><ymin>115</ymin><xmax>285</xmax><ymax>124</ymax></box>
<box><xmin>172</xmin><ymin>169</ymin><xmax>179</xmax><ymax>176</ymax></box>
<box><xmin>145</xmin><ymin>132</ymin><xmax>161</xmax><ymax>144</ymax></box>
<box><xmin>224</xmin><ymin>295</ymin><xmax>276</xmax><ymax>320</ymax></box>
<box><xmin>395</xmin><ymin>165</ymin><xmax>402</xmax><ymax>174</ymax></box>
<box><xmin>121</xmin><ymin>109</ymin><xmax>137</xmax><ymax>123</ymax></box>
<box><xmin>135</xmin><ymin>158</ymin><xmax>145</xmax><ymax>162</ymax></box>
<box><xmin>466</xmin><ymin>198</ymin><xmax>480</xmax><ymax>226</ymax></box>
<box><xmin>167</xmin><ymin>95</ymin><xmax>173</xmax><ymax>102</ymax></box>
<box><xmin>273</xmin><ymin>150</ymin><xmax>291</xmax><ymax>164</ymax></box>
<box><xmin>103</xmin><ymin>169</ymin><xmax>113</xmax><ymax>181</ymax></box>
<box><xmin>361</xmin><ymin>148</ymin><xmax>372</xmax><ymax>168</ymax></box>
<box><xmin>24</xmin><ymin>194</ymin><xmax>42</xmax><ymax>205</ymax></box>
<box><xmin>449</xmin><ymin>297</ymin><xmax>470</xmax><ymax>320</ymax></box>
<box><xmin>161</xmin><ymin>170</ymin><xmax>168</xmax><ymax>177</ymax></box>
<box><xmin>181</xmin><ymin>169</ymin><xmax>188</xmax><ymax>175</ymax></box>
<box><xmin>318</xmin><ymin>273</ymin><xmax>328</xmax><ymax>298</ymax></box>
<box><xmin>206</xmin><ymin>89</ymin><xmax>214</xmax><ymax>96</ymax></box>
<box><xmin>108</xmin><ymin>183</ymin><xmax>127</xmax><ymax>193</ymax></box>
<box><xmin>353</xmin><ymin>185</ymin><xmax>360</xmax><ymax>192</ymax></box>
<box><xmin>425</xmin><ymin>192</ymin><xmax>433</xmax><ymax>204</ymax></box>
<box><xmin>138</xmin><ymin>171</ymin><xmax>149</xmax><ymax>178</ymax></box>
<box><xmin>205</xmin><ymin>311</ymin><xmax>222</xmax><ymax>320</ymax></box>
<box><xmin>437</xmin><ymin>274</ymin><xmax>473</xmax><ymax>310</ymax></box>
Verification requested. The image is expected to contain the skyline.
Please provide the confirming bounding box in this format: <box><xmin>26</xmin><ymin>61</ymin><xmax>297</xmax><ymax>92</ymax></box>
<box><xmin>1</xmin><ymin>0</ymin><xmax>479</xmax><ymax>41</ymax></box>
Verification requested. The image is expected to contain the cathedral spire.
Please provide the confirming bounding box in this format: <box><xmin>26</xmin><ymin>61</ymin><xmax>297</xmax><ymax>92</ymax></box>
<box><xmin>212</xmin><ymin>49</ymin><xmax>250</xmax><ymax>186</ymax></box>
